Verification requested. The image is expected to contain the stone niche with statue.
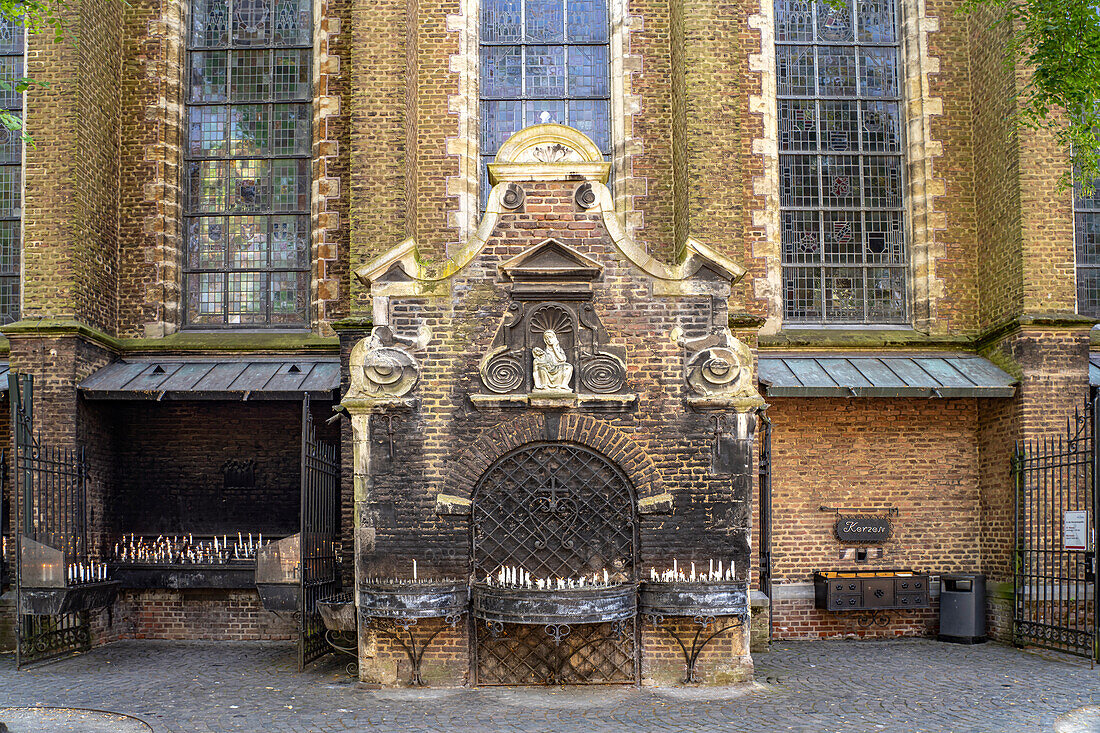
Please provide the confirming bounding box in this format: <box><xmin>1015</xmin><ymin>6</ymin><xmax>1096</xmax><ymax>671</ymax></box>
<box><xmin>337</xmin><ymin>124</ymin><xmax>765</xmax><ymax>689</ymax></box>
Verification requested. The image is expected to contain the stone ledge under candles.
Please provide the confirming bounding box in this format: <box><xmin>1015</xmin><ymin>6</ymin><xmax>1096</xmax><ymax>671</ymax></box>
<box><xmin>471</xmin><ymin>583</ymin><xmax>637</xmax><ymax>626</ymax></box>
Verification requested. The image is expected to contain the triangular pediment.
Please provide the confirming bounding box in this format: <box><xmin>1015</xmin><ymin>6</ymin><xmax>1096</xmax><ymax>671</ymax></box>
<box><xmin>498</xmin><ymin>239</ymin><xmax>604</xmax><ymax>282</ymax></box>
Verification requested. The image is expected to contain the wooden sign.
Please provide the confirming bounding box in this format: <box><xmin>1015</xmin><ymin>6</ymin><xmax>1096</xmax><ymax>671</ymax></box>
<box><xmin>835</xmin><ymin>514</ymin><xmax>892</xmax><ymax>543</ymax></box>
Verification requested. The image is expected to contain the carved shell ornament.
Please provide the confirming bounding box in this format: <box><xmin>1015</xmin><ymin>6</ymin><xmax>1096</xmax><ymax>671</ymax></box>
<box><xmin>687</xmin><ymin>347</ymin><xmax>748</xmax><ymax>396</ymax></box>
<box><xmin>673</xmin><ymin>326</ymin><xmax>758</xmax><ymax>399</ymax></box>
<box><xmin>348</xmin><ymin>326</ymin><xmax>429</xmax><ymax>399</ymax></box>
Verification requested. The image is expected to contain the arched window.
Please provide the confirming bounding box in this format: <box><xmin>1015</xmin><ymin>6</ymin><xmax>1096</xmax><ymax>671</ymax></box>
<box><xmin>776</xmin><ymin>0</ymin><xmax>908</xmax><ymax>324</ymax></box>
<box><xmin>184</xmin><ymin>0</ymin><xmax>312</xmax><ymax>327</ymax></box>
<box><xmin>479</xmin><ymin>0</ymin><xmax>611</xmax><ymax>207</ymax></box>
<box><xmin>0</xmin><ymin>17</ymin><xmax>22</xmax><ymax>326</ymax></box>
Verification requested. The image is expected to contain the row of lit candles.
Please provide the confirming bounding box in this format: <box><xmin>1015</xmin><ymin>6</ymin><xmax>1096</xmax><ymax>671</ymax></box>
<box><xmin>485</xmin><ymin>565</ymin><xmax>618</xmax><ymax>589</ymax></box>
<box><xmin>113</xmin><ymin>533</ymin><xmax>270</xmax><ymax>565</ymax></box>
<box><xmin>649</xmin><ymin>559</ymin><xmax>736</xmax><ymax>583</ymax></box>
<box><xmin>68</xmin><ymin>561</ymin><xmax>108</xmax><ymax>584</ymax></box>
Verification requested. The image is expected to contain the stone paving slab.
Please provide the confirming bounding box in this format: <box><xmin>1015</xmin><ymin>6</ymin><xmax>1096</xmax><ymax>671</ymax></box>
<box><xmin>0</xmin><ymin>707</ymin><xmax>153</xmax><ymax>733</ymax></box>
<box><xmin>1</xmin><ymin>639</ymin><xmax>1099</xmax><ymax>732</ymax></box>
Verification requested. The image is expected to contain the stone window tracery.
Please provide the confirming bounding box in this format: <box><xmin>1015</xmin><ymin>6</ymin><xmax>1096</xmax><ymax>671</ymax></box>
<box><xmin>183</xmin><ymin>0</ymin><xmax>311</xmax><ymax>327</ymax></box>
<box><xmin>775</xmin><ymin>0</ymin><xmax>908</xmax><ymax>324</ymax></box>
<box><xmin>479</xmin><ymin>0</ymin><xmax>611</xmax><ymax>208</ymax></box>
<box><xmin>0</xmin><ymin>17</ymin><xmax>22</xmax><ymax>326</ymax></box>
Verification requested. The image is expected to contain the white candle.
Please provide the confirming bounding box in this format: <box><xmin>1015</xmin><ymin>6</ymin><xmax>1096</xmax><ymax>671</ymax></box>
<box><xmin>691</xmin><ymin>562</ymin><xmax>696</xmax><ymax>581</ymax></box>
<box><xmin>413</xmin><ymin>559</ymin><xmax>418</xmax><ymax>580</ymax></box>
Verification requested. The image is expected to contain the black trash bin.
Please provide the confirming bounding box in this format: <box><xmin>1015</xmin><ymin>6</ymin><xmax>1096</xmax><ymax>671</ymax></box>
<box><xmin>938</xmin><ymin>573</ymin><xmax>986</xmax><ymax>644</ymax></box>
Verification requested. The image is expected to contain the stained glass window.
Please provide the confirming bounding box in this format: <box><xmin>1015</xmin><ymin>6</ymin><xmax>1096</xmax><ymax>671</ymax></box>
<box><xmin>0</xmin><ymin>17</ymin><xmax>22</xmax><ymax>326</ymax></box>
<box><xmin>184</xmin><ymin>0</ymin><xmax>311</xmax><ymax>327</ymax></box>
<box><xmin>479</xmin><ymin>0</ymin><xmax>610</xmax><ymax>207</ymax></box>
<box><xmin>776</xmin><ymin>0</ymin><xmax>908</xmax><ymax>324</ymax></box>
<box><xmin>1075</xmin><ymin>175</ymin><xmax>1100</xmax><ymax>317</ymax></box>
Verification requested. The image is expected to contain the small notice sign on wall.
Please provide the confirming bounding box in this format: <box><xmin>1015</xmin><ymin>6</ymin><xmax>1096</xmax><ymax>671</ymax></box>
<box><xmin>1064</xmin><ymin>511</ymin><xmax>1090</xmax><ymax>551</ymax></box>
<box><xmin>834</xmin><ymin>514</ymin><xmax>892</xmax><ymax>544</ymax></box>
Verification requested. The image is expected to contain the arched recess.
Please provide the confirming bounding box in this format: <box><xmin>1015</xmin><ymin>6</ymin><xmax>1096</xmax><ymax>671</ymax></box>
<box><xmin>445</xmin><ymin>413</ymin><xmax>667</xmax><ymax>506</ymax></box>
<box><xmin>469</xmin><ymin>441</ymin><xmax>638</xmax><ymax>582</ymax></box>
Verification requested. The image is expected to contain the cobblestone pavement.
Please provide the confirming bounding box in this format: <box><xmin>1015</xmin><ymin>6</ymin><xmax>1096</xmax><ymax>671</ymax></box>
<box><xmin>2</xmin><ymin>639</ymin><xmax>1100</xmax><ymax>732</ymax></box>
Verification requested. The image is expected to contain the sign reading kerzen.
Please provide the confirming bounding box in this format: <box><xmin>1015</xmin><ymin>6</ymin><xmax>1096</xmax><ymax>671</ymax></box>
<box><xmin>835</xmin><ymin>515</ymin><xmax>892</xmax><ymax>543</ymax></box>
<box><xmin>1064</xmin><ymin>511</ymin><xmax>1089</xmax><ymax>551</ymax></box>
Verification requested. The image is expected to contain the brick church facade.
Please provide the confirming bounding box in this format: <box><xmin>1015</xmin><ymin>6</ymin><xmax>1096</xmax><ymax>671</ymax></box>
<box><xmin>0</xmin><ymin>0</ymin><xmax>1092</xmax><ymax>685</ymax></box>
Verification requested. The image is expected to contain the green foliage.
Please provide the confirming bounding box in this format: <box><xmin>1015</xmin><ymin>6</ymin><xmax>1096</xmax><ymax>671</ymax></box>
<box><xmin>961</xmin><ymin>0</ymin><xmax>1100</xmax><ymax>192</ymax></box>
<box><xmin>0</xmin><ymin>0</ymin><xmax>72</xmax><ymax>146</ymax></box>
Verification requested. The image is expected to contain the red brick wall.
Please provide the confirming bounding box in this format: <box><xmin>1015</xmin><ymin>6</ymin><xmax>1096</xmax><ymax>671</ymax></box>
<box><xmin>106</xmin><ymin>589</ymin><xmax>294</xmax><ymax>641</ymax></box>
<box><xmin>763</xmin><ymin>397</ymin><xmax>980</xmax><ymax>639</ymax></box>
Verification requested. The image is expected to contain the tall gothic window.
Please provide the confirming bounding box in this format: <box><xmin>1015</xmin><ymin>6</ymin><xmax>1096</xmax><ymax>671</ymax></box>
<box><xmin>0</xmin><ymin>17</ymin><xmax>22</xmax><ymax>325</ymax></box>
<box><xmin>776</xmin><ymin>0</ymin><xmax>907</xmax><ymax>324</ymax></box>
<box><xmin>184</xmin><ymin>0</ymin><xmax>312</xmax><ymax>327</ymax></box>
<box><xmin>1076</xmin><ymin>177</ymin><xmax>1100</xmax><ymax>317</ymax></box>
<box><xmin>479</xmin><ymin>0</ymin><xmax>611</xmax><ymax>207</ymax></box>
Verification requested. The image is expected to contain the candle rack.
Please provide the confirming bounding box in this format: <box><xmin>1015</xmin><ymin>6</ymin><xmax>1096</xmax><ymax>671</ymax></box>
<box><xmin>639</xmin><ymin>580</ymin><xmax>749</xmax><ymax>684</ymax></box>
<box><xmin>108</xmin><ymin>533</ymin><xmax>271</xmax><ymax>590</ymax></box>
<box><xmin>17</xmin><ymin>538</ymin><xmax>119</xmax><ymax>616</ymax></box>
<box><xmin>358</xmin><ymin>580</ymin><xmax>468</xmax><ymax>686</ymax></box>
<box><xmin>255</xmin><ymin>534</ymin><xmax>302</xmax><ymax>612</ymax></box>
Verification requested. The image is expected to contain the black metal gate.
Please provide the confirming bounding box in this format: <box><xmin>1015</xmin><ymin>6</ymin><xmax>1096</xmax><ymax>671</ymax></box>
<box><xmin>298</xmin><ymin>395</ymin><xmax>340</xmax><ymax>670</ymax></box>
<box><xmin>10</xmin><ymin>372</ymin><xmax>93</xmax><ymax>667</ymax></box>
<box><xmin>471</xmin><ymin>442</ymin><xmax>638</xmax><ymax>684</ymax></box>
<box><xmin>1013</xmin><ymin>396</ymin><xmax>1100</xmax><ymax>661</ymax></box>
<box><xmin>758</xmin><ymin>413</ymin><xmax>773</xmax><ymax>639</ymax></box>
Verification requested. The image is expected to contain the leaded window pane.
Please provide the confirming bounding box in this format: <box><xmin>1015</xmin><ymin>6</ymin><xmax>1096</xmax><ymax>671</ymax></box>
<box><xmin>776</xmin><ymin>0</ymin><xmax>908</xmax><ymax>324</ymax></box>
<box><xmin>479</xmin><ymin>0</ymin><xmax>610</xmax><ymax>209</ymax></box>
<box><xmin>184</xmin><ymin>0</ymin><xmax>310</xmax><ymax>327</ymax></box>
<box><xmin>1076</xmin><ymin>182</ymin><xmax>1100</xmax><ymax>317</ymax></box>
<box><xmin>0</xmin><ymin>16</ymin><xmax>22</xmax><ymax>326</ymax></box>
<box><xmin>525</xmin><ymin>0</ymin><xmax>563</xmax><ymax>42</ymax></box>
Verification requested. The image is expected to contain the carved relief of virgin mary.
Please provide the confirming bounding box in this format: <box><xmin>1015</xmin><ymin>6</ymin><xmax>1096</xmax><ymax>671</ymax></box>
<box><xmin>532</xmin><ymin>329</ymin><xmax>573</xmax><ymax>392</ymax></box>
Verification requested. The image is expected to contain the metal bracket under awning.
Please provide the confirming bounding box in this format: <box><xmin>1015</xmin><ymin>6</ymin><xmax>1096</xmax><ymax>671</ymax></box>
<box><xmin>77</xmin><ymin>358</ymin><xmax>340</xmax><ymax>400</ymax></box>
<box><xmin>758</xmin><ymin>353</ymin><xmax>1016</xmax><ymax>399</ymax></box>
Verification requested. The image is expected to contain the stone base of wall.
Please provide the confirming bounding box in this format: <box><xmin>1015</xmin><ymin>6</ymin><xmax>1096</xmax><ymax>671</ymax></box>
<box><xmin>354</xmin><ymin>616</ymin><xmax>754</xmax><ymax>687</ymax></box>
<box><xmin>358</xmin><ymin>618</ymin><xmax>469</xmax><ymax>687</ymax></box>
<box><xmin>0</xmin><ymin>590</ymin><xmax>14</xmax><ymax>652</ymax></box>
<box><xmin>771</xmin><ymin>598</ymin><xmax>937</xmax><ymax>639</ymax></box>
<box><xmin>750</xmin><ymin>590</ymin><xmax>770</xmax><ymax>653</ymax></box>
<box><xmin>641</xmin><ymin>618</ymin><xmax>752</xmax><ymax>685</ymax></box>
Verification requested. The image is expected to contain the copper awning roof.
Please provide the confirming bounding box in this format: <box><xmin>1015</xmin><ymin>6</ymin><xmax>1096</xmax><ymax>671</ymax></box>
<box><xmin>79</xmin><ymin>359</ymin><xmax>340</xmax><ymax>400</ymax></box>
<box><xmin>759</xmin><ymin>353</ymin><xmax>1016</xmax><ymax>398</ymax></box>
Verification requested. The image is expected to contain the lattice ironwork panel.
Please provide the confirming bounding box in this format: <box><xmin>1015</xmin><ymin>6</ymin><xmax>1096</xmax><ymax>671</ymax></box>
<box><xmin>471</xmin><ymin>442</ymin><xmax>637</xmax><ymax>581</ymax></box>
<box><xmin>476</xmin><ymin>619</ymin><xmax>635</xmax><ymax>685</ymax></box>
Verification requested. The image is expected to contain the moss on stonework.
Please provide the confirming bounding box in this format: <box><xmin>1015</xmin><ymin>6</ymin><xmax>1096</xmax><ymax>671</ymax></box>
<box><xmin>118</xmin><ymin>332</ymin><xmax>339</xmax><ymax>353</ymax></box>
<box><xmin>760</xmin><ymin>329</ymin><xmax>972</xmax><ymax>350</ymax></box>
<box><xmin>0</xmin><ymin>319</ymin><xmax>339</xmax><ymax>354</ymax></box>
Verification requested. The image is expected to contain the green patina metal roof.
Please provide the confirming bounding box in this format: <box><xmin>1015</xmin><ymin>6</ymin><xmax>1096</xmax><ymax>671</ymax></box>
<box><xmin>759</xmin><ymin>353</ymin><xmax>1016</xmax><ymax>398</ymax></box>
<box><xmin>78</xmin><ymin>358</ymin><xmax>340</xmax><ymax>400</ymax></box>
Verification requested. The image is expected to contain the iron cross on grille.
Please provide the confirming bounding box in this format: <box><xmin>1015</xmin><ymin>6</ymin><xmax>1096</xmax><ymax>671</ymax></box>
<box><xmin>534</xmin><ymin>475</ymin><xmax>578</xmax><ymax>520</ymax></box>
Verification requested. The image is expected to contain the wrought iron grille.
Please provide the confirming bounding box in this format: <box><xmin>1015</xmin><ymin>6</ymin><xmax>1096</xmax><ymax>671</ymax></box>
<box><xmin>478</xmin><ymin>0</ymin><xmax>611</xmax><ymax>209</ymax></box>
<box><xmin>10</xmin><ymin>372</ymin><xmax>93</xmax><ymax>667</ymax></box>
<box><xmin>1013</xmin><ymin>396</ymin><xmax>1099</xmax><ymax>661</ymax></box>
<box><xmin>1075</xmin><ymin>173</ymin><xmax>1100</xmax><ymax>317</ymax></box>
<box><xmin>471</xmin><ymin>442</ymin><xmax>638</xmax><ymax>684</ymax></box>
<box><xmin>183</xmin><ymin>0</ymin><xmax>312</xmax><ymax>327</ymax></box>
<box><xmin>775</xmin><ymin>0</ymin><xmax>908</xmax><ymax>324</ymax></box>
<box><xmin>477</xmin><ymin>618</ymin><xmax>635</xmax><ymax>685</ymax></box>
<box><xmin>298</xmin><ymin>395</ymin><xmax>340</xmax><ymax>670</ymax></box>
